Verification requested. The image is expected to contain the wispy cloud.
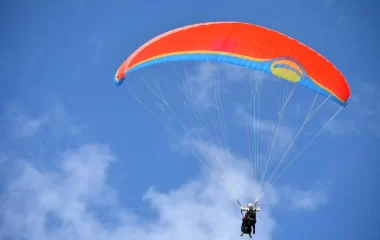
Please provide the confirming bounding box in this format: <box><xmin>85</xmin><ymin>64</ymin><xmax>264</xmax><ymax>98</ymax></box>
<box><xmin>234</xmin><ymin>106</ymin><xmax>294</xmax><ymax>150</ymax></box>
<box><xmin>1</xmin><ymin>102</ymin><xmax>50</xmax><ymax>138</ymax></box>
<box><xmin>281</xmin><ymin>184</ymin><xmax>329</xmax><ymax>211</ymax></box>
<box><xmin>0</xmin><ymin>54</ymin><xmax>13</xmax><ymax>74</ymax></box>
<box><xmin>90</xmin><ymin>34</ymin><xmax>105</xmax><ymax>52</ymax></box>
<box><xmin>324</xmin><ymin>0</ymin><xmax>334</xmax><ymax>8</ymax></box>
<box><xmin>326</xmin><ymin>80</ymin><xmax>380</xmax><ymax>137</ymax></box>
<box><xmin>184</xmin><ymin>62</ymin><xmax>267</xmax><ymax>110</ymax></box>
<box><xmin>89</xmin><ymin>33</ymin><xmax>106</xmax><ymax>64</ymax></box>
<box><xmin>222</xmin><ymin>64</ymin><xmax>267</xmax><ymax>84</ymax></box>
<box><xmin>79</xmin><ymin>0</ymin><xmax>86</xmax><ymax>9</ymax></box>
<box><xmin>0</xmin><ymin>98</ymin><xmax>84</xmax><ymax>139</ymax></box>
<box><xmin>186</xmin><ymin>62</ymin><xmax>218</xmax><ymax>109</ymax></box>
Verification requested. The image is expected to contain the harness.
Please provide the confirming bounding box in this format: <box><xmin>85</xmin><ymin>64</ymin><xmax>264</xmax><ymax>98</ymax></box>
<box><xmin>245</xmin><ymin>209</ymin><xmax>256</xmax><ymax>222</ymax></box>
<box><xmin>237</xmin><ymin>199</ymin><xmax>257</xmax><ymax>222</ymax></box>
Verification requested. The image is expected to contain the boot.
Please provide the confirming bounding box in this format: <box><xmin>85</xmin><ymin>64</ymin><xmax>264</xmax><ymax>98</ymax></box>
<box><xmin>249</xmin><ymin>233</ymin><xmax>252</xmax><ymax>238</ymax></box>
<box><xmin>240</xmin><ymin>232</ymin><xmax>244</xmax><ymax>237</ymax></box>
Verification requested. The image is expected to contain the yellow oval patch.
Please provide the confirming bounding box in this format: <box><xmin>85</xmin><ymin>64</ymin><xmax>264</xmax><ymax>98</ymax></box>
<box><xmin>270</xmin><ymin>59</ymin><xmax>303</xmax><ymax>83</ymax></box>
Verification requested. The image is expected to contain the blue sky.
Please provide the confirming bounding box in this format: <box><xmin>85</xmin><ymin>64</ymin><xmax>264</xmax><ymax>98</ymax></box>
<box><xmin>1</xmin><ymin>0</ymin><xmax>379</xmax><ymax>240</ymax></box>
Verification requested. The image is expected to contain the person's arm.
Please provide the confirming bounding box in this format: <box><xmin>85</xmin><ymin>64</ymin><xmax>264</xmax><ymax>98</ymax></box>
<box><xmin>240</xmin><ymin>206</ymin><xmax>249</xmax><ymax>212</ymax></box>
<box><xmin>255</xmin><ymin>206</ymin><xmax>261</xmax><ymax>212</ymax></box>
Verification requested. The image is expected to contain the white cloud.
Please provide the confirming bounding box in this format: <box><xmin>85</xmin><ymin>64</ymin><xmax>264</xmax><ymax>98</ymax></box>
<box><xmin>0</xmin><ymin>142</ymin><xmax>280</xmax><ymax>240</ymax></box>
<box><xmin>0</xmin><ymin>123</ymin><xmax>329</xmax><ymax>240</ymax></box>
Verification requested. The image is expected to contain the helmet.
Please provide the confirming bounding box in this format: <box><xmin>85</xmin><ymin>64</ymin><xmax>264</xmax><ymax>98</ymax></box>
<box><xmin>247</xmin><ymin>203</ymin><xmax>253</xmax><ymax>209</ymax></box>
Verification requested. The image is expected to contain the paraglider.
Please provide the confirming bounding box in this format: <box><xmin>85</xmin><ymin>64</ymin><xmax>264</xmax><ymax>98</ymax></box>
<box><xmin>114</xmin><ymin>21</ymin><xmax>350</xmax><ymax>236</ymax></box>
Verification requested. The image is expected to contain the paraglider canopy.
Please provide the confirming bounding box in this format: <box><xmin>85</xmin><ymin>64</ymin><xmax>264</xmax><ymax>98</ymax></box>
<box><xmin>115</xmin><ymin>21</ymin><xmax>350</xmax><ymax>106</ymax></box>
